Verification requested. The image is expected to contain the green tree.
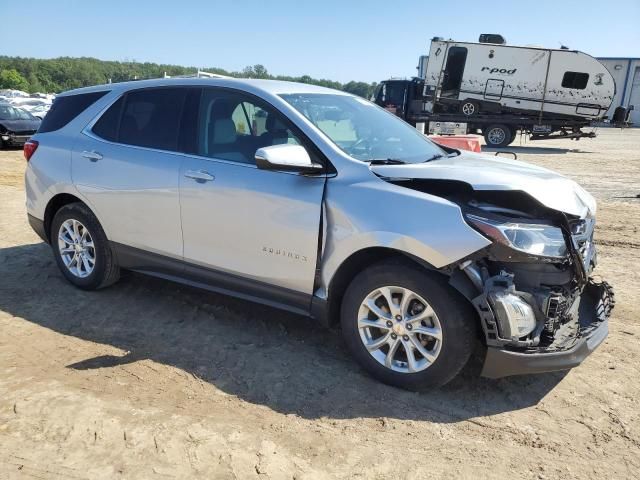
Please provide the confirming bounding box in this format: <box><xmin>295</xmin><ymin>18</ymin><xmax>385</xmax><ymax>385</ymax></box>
<box><xmin>0</xmin><ymin>68</ymin><xmax>29</xmax><ymax>91</ymax></box>
<box><xmin>0</xmin><ymin>56</ymin><xmax>377</xmax><ymax>98</ymax></box>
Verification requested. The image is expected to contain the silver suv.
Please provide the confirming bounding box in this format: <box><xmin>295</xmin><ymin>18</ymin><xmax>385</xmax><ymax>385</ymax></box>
<box><xmin>24</xmin><ymin>79</ymin><xmax>613</xmax><ymax>389</ymax></box>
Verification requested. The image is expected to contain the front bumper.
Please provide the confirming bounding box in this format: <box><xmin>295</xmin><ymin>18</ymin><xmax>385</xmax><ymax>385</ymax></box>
<box><xmin>481</xmin><ymin>279</ymin><xmax>614</xmax><ymax>379</ymax></box>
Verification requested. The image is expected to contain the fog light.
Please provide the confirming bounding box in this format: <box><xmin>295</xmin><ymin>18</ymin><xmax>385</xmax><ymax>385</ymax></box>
<box><xmin>1</xmin><ymin>135</ymin><xmax>9</xmax><ymax>141</ymax></box>
<box><xmin>489</xmin><ymin>291</ymin><xmax>537</xmax><ymax>339</ymax></box>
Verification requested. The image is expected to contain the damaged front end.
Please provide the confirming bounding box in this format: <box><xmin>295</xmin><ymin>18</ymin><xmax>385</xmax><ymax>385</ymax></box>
<box><xmin>393</xmin><ymin>178</ymin><xmax>615</xmax><ymax>378</ymax></box>
<box><xmin>456</xmin><ymin>191</ymin><xmax>614</xmax><ymax>378</ymax></box>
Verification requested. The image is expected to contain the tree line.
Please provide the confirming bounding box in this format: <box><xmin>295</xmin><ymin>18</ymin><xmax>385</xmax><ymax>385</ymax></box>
<box><xmin>0</xmin><ymin>56</ymin><xmax>378</xmax><ymax>99</ymax></box>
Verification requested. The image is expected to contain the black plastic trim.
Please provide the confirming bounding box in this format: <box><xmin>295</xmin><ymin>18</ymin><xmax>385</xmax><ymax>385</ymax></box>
<box><xmin>112</xmin><ymin>242</ymin><xmax>316</xmax><ymax>317</ymax></box>
<box><xmin>27</xmin><ymin>214</ymin><xmax>48</xmax><ymax>243</ymax></box>
<box><xmin>481</xmin><ymin>320</ymin><xmax>608</xmax><ymax>378</ymax></box>
<box><xmin>480</xmin><ymin>280</ymin><xmax>611</xmax><ymax>378</ymax></box>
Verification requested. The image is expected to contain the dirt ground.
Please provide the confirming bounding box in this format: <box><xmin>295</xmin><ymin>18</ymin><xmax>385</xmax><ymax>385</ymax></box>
<box><xmin>1</xmin><ymin>128</ymin><xmax>639</xmax><ymax>479</ymax></box>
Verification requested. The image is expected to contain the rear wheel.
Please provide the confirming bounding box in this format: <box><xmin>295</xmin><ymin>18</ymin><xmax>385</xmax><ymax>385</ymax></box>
<box><xmin>51</xmin><ymin>203</ymin><xmax>120</xmax><ymax>290</ymax></box>
<box><xmin>340</xmin><ymin>259</ymin><xmax>476</xmax><ymax>390</ymax></box>
<box><xmin>483</xmin><ymin>124</ymin><xmax>513</xmax><ymax>147</ymax></box>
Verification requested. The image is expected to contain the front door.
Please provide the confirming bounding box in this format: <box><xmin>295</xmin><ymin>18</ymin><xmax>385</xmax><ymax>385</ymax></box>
<box><xmin>179</xmin><ymin>88</ymin><xmax>325</xmax><ymax>308</ymax></box>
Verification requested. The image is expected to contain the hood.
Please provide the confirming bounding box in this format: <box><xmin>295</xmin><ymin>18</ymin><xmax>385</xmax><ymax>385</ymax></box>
<box><xmin>370</xmin><ymin>151</ymin><xmax>596</xmax><ymax>218</ymax></box>
<box><xmin>0</xmin><ymin>118</ymin><xmax>41</xmax><ymax>132</ymax></box>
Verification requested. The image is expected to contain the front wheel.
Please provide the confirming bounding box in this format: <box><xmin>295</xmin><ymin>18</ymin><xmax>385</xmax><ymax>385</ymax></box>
<box><xmin>340</xmin><ymin>259</ymin><xmax>476</xmax><ymax>390</ymax></box>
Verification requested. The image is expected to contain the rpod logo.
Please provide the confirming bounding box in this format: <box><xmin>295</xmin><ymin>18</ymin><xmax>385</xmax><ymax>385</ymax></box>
<box><xmin>481</xmin><ymin>67</ymin><xmax>517</xmax><ymax>75</ymax></box>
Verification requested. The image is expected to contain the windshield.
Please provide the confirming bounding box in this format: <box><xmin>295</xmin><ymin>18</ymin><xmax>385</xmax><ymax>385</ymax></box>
<box><xmin>279</xmin><ymin>93</ymin><xmax>444</xmax><ymax>163</ymax></box>
<box><xmin>0</xmin><ymin>105</ymin><xmax>34</xmax><ymax>121</ymax></box>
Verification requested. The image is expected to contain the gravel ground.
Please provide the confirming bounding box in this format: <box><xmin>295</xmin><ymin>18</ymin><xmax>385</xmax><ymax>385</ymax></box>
<box><xmin>1</xmin><ymin>128</ymin><xmax>639</xmax><ymax>479</ymax></box>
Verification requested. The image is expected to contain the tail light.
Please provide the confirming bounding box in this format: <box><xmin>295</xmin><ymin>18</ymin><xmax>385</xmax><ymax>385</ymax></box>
<box><xmin>24</xmin><ymin>140</ymin><xmax>39</xmax><ymax>161</ymax></box>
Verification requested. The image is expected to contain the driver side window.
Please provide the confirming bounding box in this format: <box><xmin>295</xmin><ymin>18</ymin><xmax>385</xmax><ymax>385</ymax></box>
<box><xmin>197</xmin><ymin>90</ymin><xmax>301</xmax><ymax>165</ymax></box>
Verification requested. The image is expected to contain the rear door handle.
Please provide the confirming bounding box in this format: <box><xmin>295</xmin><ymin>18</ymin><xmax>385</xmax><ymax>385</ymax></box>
<box><xmin>81</xmin><ymin>150</ymin><xmax>103</xmax><ymax>162</ymax></box>
<box><xmin>184</xmin><ymin>169</ymin><xmax>215</xmax><ymax>182</ymax></box>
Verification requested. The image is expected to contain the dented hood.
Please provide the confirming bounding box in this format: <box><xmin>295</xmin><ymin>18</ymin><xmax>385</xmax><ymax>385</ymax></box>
<box><xmin>370</xmin><ymin>151</ymin><xmax>596</xmax><ymax>217</ymax></box>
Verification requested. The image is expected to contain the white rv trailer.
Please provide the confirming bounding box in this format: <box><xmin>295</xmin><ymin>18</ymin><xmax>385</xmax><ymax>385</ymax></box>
<box><xmin>420</xmin><ymin>36</ymin><xmax>615</xmax><ymax>120</ymax></box>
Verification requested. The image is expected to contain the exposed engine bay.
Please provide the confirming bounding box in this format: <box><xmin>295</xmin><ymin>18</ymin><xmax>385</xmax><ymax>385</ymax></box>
<box><xmin>390</xmin><ymin>178</ymin><xmax>615</xmax><ymax>354</ymax></box>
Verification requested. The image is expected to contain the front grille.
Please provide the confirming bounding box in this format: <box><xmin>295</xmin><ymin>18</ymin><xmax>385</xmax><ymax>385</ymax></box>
<box><xmin>12</xmin><ymin>130</ymin><xmax>37</xmax><ymax>136</ymax></box>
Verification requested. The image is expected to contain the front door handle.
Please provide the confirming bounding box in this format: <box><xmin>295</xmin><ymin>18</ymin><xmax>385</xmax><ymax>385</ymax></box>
<box><xmin>184</xmin><ymin>170</ymin><xmax>215</xmax><ymax>182</ymax></box>
<box><xmin>81</xmin><ymin>150</ymin><xmax>103</xmax><ymax>162</ymax></box>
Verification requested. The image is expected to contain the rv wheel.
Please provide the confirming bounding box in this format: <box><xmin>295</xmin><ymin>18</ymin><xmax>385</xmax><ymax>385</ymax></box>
<box><xmin>460</xmin><ymin>101</ymin><xmax>479</xmax><ymax>116</ymax></box>
<box><xmin>483</xmin><ymin>124</ymin><xmax>512</xmax><ymax>147</ymax></box>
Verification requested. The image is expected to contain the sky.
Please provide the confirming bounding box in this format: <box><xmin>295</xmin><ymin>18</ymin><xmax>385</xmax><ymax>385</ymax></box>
<box><xmin>2</xmin><ymin>0</ymin><xmax>639</xmax><ymax>83</ymax></box>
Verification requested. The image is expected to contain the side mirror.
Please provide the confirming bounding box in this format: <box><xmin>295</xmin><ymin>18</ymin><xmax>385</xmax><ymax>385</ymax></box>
<box><xmin>255</xmin><ymin>144</ymin><xmax>323</xmax><ymax>173</ymax></box>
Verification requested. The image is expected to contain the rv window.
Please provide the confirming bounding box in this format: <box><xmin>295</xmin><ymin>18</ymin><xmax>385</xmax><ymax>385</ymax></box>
<box><xmin>562</xmin><ymin>72</ymin><xmax>589</xmax><ymax>90</ymax></box>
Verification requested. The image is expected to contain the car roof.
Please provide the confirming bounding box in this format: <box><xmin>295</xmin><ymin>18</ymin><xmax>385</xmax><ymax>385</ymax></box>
<box><xmin>57</xmin><ymin>78</ymin><xmax>350</xmax><ymax>98</ymax></box>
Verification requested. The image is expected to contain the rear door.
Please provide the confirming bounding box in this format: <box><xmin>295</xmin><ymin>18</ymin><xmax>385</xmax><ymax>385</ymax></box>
<box><xmin>179</xmin><ymin>88</ymin><xmax>325</xmax><ymax>308</ymax></box>
<box><xmin>72</xmin><ymin>87</ymin><xmax>190</xmax><ymax>258</ymax></box>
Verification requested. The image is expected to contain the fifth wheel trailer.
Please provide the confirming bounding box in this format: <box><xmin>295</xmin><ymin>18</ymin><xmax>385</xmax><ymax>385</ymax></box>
<box><xmin>374</xmin><ymin>35</ymin><xmax>616</xmax><ymax>147</ymax></box>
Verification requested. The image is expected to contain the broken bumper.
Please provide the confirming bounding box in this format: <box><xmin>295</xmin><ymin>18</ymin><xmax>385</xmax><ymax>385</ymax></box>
<box><xmin>481</xmin><ymin>279</ymin><xmax>613</xmax><ymax>379</ymax></box>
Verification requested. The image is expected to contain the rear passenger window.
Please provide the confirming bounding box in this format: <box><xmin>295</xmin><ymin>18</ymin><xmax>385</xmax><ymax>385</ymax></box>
<box><xmin>561</xmin><ymin>72</ymin><xmax>589</xmax><ymax>90</ymax></box>
<box><xmin>118</xmin><ymin>88</ymin><xmax>187</xmax><ymax>151</ymax></box>
<box><xmin>38</xmin><ymin>91</ymin><xmax>108</xmax><ymax>133</ymax></box>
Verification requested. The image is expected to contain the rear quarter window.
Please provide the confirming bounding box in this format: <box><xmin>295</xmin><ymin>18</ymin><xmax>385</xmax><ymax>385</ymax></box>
<box><xmin>92</xmin><ymin>97</ymin><xmax>123</xmax><ymax>142</ymax></box>
<box><xmin>38</xmin><ymin>91</ymin><xmax>109</xmax><ymax>133</ymax></box>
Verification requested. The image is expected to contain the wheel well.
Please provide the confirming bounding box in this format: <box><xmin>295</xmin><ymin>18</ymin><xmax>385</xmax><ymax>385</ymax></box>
<box><xmin>325</xmin><ymin>247</ymin><xmax>437</xmax><ymax>327</ymax></box>
<box><xmin>43</xmin><ymin>193</ymin><xmax>85</xmax><ymax>242</ymax></box>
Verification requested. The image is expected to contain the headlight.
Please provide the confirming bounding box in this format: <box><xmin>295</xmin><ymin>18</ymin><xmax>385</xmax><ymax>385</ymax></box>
<box><xmin>467</xmin><ymin>214</ymin><xmax>567</xmax><ymax>258</ymax></box>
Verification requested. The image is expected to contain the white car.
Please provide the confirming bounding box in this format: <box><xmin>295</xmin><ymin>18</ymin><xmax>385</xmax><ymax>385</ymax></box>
<box><xmin>28</xmin><ymin>104</ymin><xmax>51</xmax><ymax>119</ymax></box>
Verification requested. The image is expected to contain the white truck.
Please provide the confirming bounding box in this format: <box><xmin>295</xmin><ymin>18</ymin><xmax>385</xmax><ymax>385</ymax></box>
<box><xmin>374</xmin><ymin>34</ymin><xmax>616</xmax><ymax>147</ymax></box>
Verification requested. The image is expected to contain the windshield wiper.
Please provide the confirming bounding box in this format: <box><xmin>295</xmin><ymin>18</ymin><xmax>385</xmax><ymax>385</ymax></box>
<box><xmin>425</xmin><ymin>151</ymin><xmax>459</xmax><ymax>162</ymax></box>
<box><xmin>368</xmin><ymin>158</ymin><xmax>407</xmax><ymax>165</ymax></box>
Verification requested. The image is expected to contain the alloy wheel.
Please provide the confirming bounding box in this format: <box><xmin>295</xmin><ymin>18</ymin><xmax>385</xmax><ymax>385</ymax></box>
<box><xmin>57</xmin><ymin>219</ymin><xmax>96</xmax><ymax>278</ymax></box>
<box><xmin>357</xmin><ymin>286</ymin><xmax>443</xmax><ymax>373</ymax></box>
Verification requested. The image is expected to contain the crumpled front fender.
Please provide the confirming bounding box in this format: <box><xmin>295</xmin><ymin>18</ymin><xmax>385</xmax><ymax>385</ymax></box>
<box><xmin>319</xmin><ymin>176</ymin><xmax>491</xmax><ymax>295</ymax></box>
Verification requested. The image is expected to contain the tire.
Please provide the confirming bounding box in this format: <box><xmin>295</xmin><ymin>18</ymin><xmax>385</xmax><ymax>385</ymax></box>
<box><xmin>50</xmin><ymin>202</ymin><xmax>120</xmax><ymax>290</ymax></box>
<box><xmin>460</xmin><ymin>100</ymin><xmax>479</xmax><ymax>116</ymax></box>
<box><xmin>483</xmin><ymin>124</ymin><xmax>512</xmax><ymax>147</ymax></box>
<box><xmin>340</xmin><ymin>259</ymin><xmax>476</xmax><ymax>390</ymax></box>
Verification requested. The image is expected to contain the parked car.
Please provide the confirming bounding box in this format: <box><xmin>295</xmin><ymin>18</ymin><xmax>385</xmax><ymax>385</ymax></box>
<box><xmin>0</xmin><ymin>103</ymin><xmax>41</xmax><ymax>147</ymax></box>
<box><xmin>28</xmin><ymin>104</ymin><xmax>51</xmax><ymax>119</ymax></box>
<box><xmin>9</xmin><ymin>97</ymin><xmax>51</xmax><ymax>111</ymax></box>
<box><xmin>24</xmin><ymin>79</ymin><xmax>613</xmax><ymax>389</ymax></box>
<box><xmin>0</xmin><ymin>89</ymin><xmax>29</xmax><ymax>99</ymax></box>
